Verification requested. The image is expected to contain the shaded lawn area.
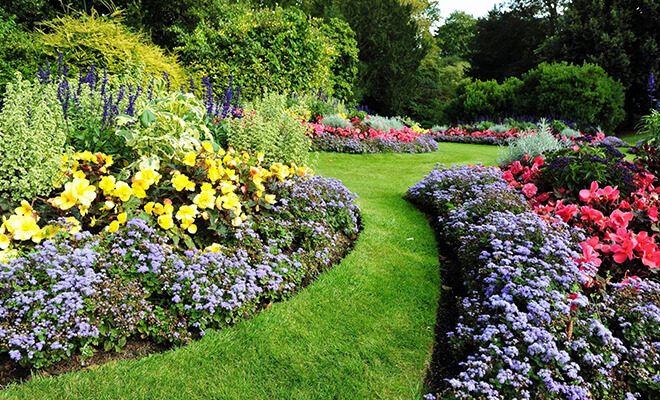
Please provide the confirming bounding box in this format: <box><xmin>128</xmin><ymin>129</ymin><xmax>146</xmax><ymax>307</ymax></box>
<box><xmin>0</xmin><ymin>143</ymin><xmax>498</xmax><ymax>400</ymax></box>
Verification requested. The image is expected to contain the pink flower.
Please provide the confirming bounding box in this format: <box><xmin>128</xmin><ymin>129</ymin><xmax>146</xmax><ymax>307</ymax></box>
<box><xmin>555</xmin><ymin>201</ymin><xmax>578</xmax><ymax>222</ymax></box>
<box><xmin>608</xmin><ymin>209</ymin><xmax>634</xmax><ymax>230</ymax></box>
<box><xmin>579</xmin><ymin>181</ymin><xmax>599</xmax><ymax>203</ymax></box>
<box><xmin>521</xmin><ymin>183</ymin><xmax>538</xmax><ymax>198</ymax></box>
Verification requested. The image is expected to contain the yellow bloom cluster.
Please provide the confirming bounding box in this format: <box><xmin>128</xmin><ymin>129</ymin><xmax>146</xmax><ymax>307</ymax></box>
<box><xmin>2</xmin><ymin>145</ymin><xmax>313</xmax><ymax>258</ymax></box>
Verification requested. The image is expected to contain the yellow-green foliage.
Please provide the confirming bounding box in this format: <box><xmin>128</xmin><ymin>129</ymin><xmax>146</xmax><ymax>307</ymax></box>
<box><xmin>38</xmin><ymin>11</ymin><xmax>186</xmax><ymax>87</ymax></box>
<box><xmin>0</xmin><ymin>74</ymin><xmax>66</xmax><ymax>201</ymax></box>
<box><xmin>226</xmin><ymin>93</ymin><xmax>310</xmax><ymax>165</ymax></box>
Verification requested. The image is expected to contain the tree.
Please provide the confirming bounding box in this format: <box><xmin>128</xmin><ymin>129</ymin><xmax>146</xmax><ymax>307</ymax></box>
<box><xmin>469</xmin><ymin>8</ymin><xmax>550</xmax><ymax>81</ymax></box>
<box><xmin>435</xmin><ymin>11</ymin><xmax>477</xmax><ymax>60</ymax></box>
<box><xmin>541</xmin><ymin>0</ymin><xmax>660</xmax><ymax>123</ymax></box>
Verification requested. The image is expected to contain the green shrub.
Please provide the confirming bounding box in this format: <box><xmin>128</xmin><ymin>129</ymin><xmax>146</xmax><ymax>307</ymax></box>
<box><xmin>286</xmin><ymin>93</ymin><xmax>348</xmax><ymax>121</ymax></box>
<box><xmin>446</xmin><ymin>76</ymin><xmax>522</xmax><ymax>122</ymax></box>
<box><xmin>518</xmin><ymin>62</ymin><xmax>625</xmax><ymax>131</ymax></box>
<box><xmin>0</xmin><ymin>12</ymin><xmax>43</xmax><ymax>98</ymax></box>
<box><xmin>0</xmin><ymin>74</ymin><xmax>66</xmax><ymax>201</ymax></box>
<box><xmin>174</xmin><ymin>4</ymin><xmax>357</xmax><ymax>101</ymax></box>
<box><xmin>226</xmin><ymin>93</ymin><xmax>310</xmax><ymax>164</ymax></box>
<box><xmin>498</xmin><ymin>125</ymin><xmax>563</xmax><ymax>165</ymax></box>
<box><xmin>38</xmin><ymin>11</ymin><xmax>187</xmax><ymax>87</ymax></box>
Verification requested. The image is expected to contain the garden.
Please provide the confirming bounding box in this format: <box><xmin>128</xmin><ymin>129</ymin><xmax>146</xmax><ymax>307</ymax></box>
<box><xmin>0</xmin><ymin>0</ymin><xmax>659</xmax><ymax>399</ymax></box>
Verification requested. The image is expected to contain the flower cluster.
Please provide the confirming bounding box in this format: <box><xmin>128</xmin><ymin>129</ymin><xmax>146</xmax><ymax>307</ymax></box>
<box><xmin>1</xmin><ymin>173</ymin><xmax>360</xmax><ymax>370</ymax></box>
<box><xmin>502</xmin><ymin>146</ymin><xmax>660</xmax><ymax>282</ymax></box>
<box><xmin>407</xmin><ymin>165</ymin><xmax>660</xmax><ymax>399</ymax></box>
<box><xmin>429</xmin><ymin>127</ymin><xmax>522</xmax><ymax>145</ymax></box>
<box><xmin>307</xmin><ymin>116</ymin><xmax>438</xmax><ymax>153</ymax></box>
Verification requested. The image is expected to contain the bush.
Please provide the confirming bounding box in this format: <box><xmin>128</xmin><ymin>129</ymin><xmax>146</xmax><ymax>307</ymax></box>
<box><xmin>518</xmin><ymin>62</ymin><xmax>625</xmax><ymax>131</ymax></box>
<box><xmin>174</xmin><ymin>4</ymin><xmax>358</xmax><ymax>101</ymax></box>
<box><xmin>364</xmin><ymin>115</ymin><xmax>405</xmax><ymax>131</ymax></box>
<box><xmin>445</xmin><ymin>76</ymin><xmax>522</xmax><ymax>122</ymax></box>
<box><xmin>225</xmin><ymin>93</ymin><xmax>310</xmax><ymax>164</ymax></box>
<box><xmin>38</xmin><ymin>11</ymin><xmax>187</xmax><ymax>87</ymax></box>
<box><xmin>498</xmin><ymin>126</ymin><xmax>563</xmax><ymax>165</ymax></box>
<box><xmin>0</xmin><ymin>74</ymin><xmax>65</xmax><ymax>201</ymax></box>
<box><xmin>638</xmin><ymin>109</ymin><xmax>660</xmax><ymax>142</ymax></box>
<box><xmin>0</xmin><ymin>11</ymin><xmax>43</xmax><ymax>98</ymax></box>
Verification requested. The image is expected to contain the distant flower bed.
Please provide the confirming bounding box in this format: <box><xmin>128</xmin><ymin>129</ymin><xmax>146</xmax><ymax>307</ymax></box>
<box><xmin>408</xmin><ymin>164</ymin><xmax>659</xmax><ymax>400</ymax></box>
<box><xmin>308</xmin><ymin>116</ymin><xmax>438</xmax><ymax>153</ymax></box>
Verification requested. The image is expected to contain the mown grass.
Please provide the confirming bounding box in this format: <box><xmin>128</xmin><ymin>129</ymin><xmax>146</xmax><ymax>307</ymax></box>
<box><xmin>0</xmin><ymin>143</ymin><xmax>498</xmax><ymax>400</ymax></box>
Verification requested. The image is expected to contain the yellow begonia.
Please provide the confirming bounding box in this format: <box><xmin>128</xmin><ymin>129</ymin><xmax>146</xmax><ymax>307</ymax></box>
<box><xmin>218</xmin><ymin>181</ymin><xmax>236</xmax><ymax>194</ymax></box>
<box><xmin>202</xmin><ymin>141</ymin><xmax>214</xmax><ymax>153</ymax></box>
<box><xmin>144</xmin><ymin>202</ymin><xmax>155</xmax><ymax>215</ymax></box>
<box><xmin>73</xmin><ymin>170</ymin><xmax>86</xmax><ymax>179</ymax></box>
<box><xmin>15</xmin><ymin>201</ymin><xmax>33</xmax><ymax>217</ymax></box>
<box><xmin>158</xmin><ymin>214</ymin><xmax>174</xmax><ymax>230</ymax></box>
<box><xmin>182</xmin><ymin>152</ymin><xmax>197</xmax><ymax>166</ymax></box>
<box><xmin>171</xmin><ymin>173</ymin><xmax>196</xmax><ymax>192</ymax></box>
<box><xmin>4</xmin><ymin>214</ymin><xmax>40</xmax><ymax>241</ymax></box>
<box><xmin>117</xmin><ymin>212</ymin><xmax>128</xmax><ymax>224</ymax></box>
<box><xmin>65</xmin><ymin>217</ymin><xmax>82</xmax><ymax>234</ymax></box>
<box><xmin>264</xmin><ymin>194</ymin><xmax>276</xmax><ymax>205</ymax></box>
<box><xmin>217</xmin><ymin>193</ymin><xmax>240</xmax><ymax>210</ymax></box>
<box><xmin>106</xmin><ymin>220</ymin><xmax>120</xmax><ymax>233</ymax></box>
<box><xmin>113</xmin><ymin>181</ymin><xmax>132</xmax><ymax>202</ymax></box>
<box><xmin>99</xmin><ymin>176</ymin><xmax>117</xmax><ymax>195</ymax></box>
<box><xmin>205</xmin><ymin>243</ymin><xmax>223</xmax><ymax>253</ymax></box>
<box><xmin>175</xmin><ymin>204</ymin><xmax>197</xmax><ymax>226</ymax></box>
<box><xmin>193</xmin><ymin>185</ymin><xmax>216</xmax><ymax>210</ymax></box>
<box><xmin>0</xmin><ymin>234</ymin><xmax>10</xmax><ymax>250</ymax></box>
<box><xmin>50</xmin><ymin>178</ymin><xmax>97</xmax><ymax>210</ymax></box>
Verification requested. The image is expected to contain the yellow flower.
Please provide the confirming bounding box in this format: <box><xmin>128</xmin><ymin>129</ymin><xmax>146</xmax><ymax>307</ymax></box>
<box><xmin>231</xmin><ymin>215</ymin><xmax>243</xmax><ymax>227</ymax></box>
<box><xmin>187</xmin><ymin>224</ymin><xmax>198</xmax><ymax>234</ymax></box>
<box><xmin>207</xmin><ymin>164</ymin><xmax>223</xmax><ymax>183</ymax></box>
<box><xmin>106</xmin><ymin>220</ymin><xmax>120</xmax><ymax>233</ymax></box>
<box><xmin>144</xmin><ymin>202</ymin><xmax>155</xmax><ymax>215</ymax></box>
<box><xmin>202</xmin><ymin>141</ymin><xmax>214</xmax><ymax>153</ymax></box>
<box><xmin>158</xmin><ymin>214</ymin><xmax>174</xmax><ymax>230</ymax></box>
<box><xmin>50</xmin><ymin>188</ymin><xmax>77</xmax><ymax>210</ymax></box>
<box><xmin>171</xmin><ymin>173</ymin><xmax>196</xmax><ymax>192</ymax></box>
<box><xmin>217</xmin><ymin>193</ymin><xmax>240</xmax><ymax>210</ymax></box>
<box><xmin>193</xmin><ymin>186</ymin><xmax>216</xmax><ymax>210</ymax></box>
<box><xmin>218</xmin><ymin>181</ymin><xmax>236</xmax><ymax>194</ymax></box>
<box><xmin>113</xmin><ymin>181</ymin><xmax>132</xmax><ymax>202</ymax></box>
<box><xmin>182</xmin><ymin>152</ymin><xmax>197</xmax><ymax>167</ymax></box>
<box><xmin>205</xmin><ymin>243</ymin><xmax>223</xmax><ymax>253</ymax></box>
<box><xmin>102</xmin><ymin>200</ymin><xmax>115</xmax><ymax>211</ymax></box>
<box><xmin>99</xmin><ymin>176</ymin><xmax>117</xmax><ymax>195</ymax></box>
<box><xmin>70</xmin><ymin>178</ymin><xmax>97</xmax><ymax>207</ymax></box>
<box><xmin>0</xmin><ymin>234</ymin><xmax>10</xmax><ymax>250</ymax></box>
<box><xmin>175</xmin><ymin>205</ymin><xmax>197</xmax><ymax>229</ymax></box>
<box><xmin>73</xmin><ymin>170</ymin><xmax>86</xmax><ymax>179</ymax></box>
<box><xmin>4</xmin><ymin>214</ymin><xmax>40</xmax><ymax>241</ymax></box>
<box><xmin>117</xmin><ymin>212</ymin><xmax>128</xmax><ymax>224</ymax></box>
<box><xmin>15</xmin><ymin>201</ymin><xmax>34</xmax><ymax>217</ymax></box>
<box><xmin>270</xmin><ymin>163</ymin><xmax>290</xmax><ymax>181</ymax></box>
<box><xmin>65</xmin><ymin>217</ymin><xmax>82</xmax><ymax>234</ymax></box>
<box><xmin>264</xmin><ymin>194</ymin><xmax>276</xmax><ymax>205</ymax></box>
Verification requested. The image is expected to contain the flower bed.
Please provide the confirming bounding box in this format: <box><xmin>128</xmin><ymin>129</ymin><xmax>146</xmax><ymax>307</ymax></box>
<box><xmin>407</xmin><ymin>165</ymin><xmax>659</xmax><ymax>399</ymax></box>
<box><xmin>429</xmin><ymin>127</ymin><xmax>522</xmax><ymax>145</ymax></box>
<box><xmin>0</xmin><ymin>145</ymin><xmax>360</xmax><ymax>383</ymax></box>
<box><xmin>307</xmin><ymin>118</ymin><xmax>438</xmax><ymax>153</ymax></box>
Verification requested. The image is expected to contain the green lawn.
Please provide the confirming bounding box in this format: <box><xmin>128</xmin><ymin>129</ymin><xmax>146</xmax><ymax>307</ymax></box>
<box><xmin>1</xmin><ymin>143</ymin><xmax>498</xmax><ymax>400</ymax></box>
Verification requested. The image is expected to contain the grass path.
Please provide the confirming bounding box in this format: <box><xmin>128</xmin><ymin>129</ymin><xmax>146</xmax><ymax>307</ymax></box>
<box><xmin>1</xmin><ymin>143</ymin><xmax>498</xmax><ymax>400</ymax></box>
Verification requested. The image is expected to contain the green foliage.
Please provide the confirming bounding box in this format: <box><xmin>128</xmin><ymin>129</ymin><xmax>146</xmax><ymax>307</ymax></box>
<box><xmin>38</xmin><ymin>11</ymin><xmax>187</xmax><ymax>87</ymax></box>
<box><xmin>541</xmin><ymin>0</ymin><xmax>660</xmax><ymax>122</ymax></box>
<box><xmin>435</xmin><ymin>11</ymin><xmax>477</xmax><ymax>60</ymax></box>
<box><xmin>116</xmin><ymin>92</ymin><xmax>213</xmax><ymax>164</ymax></box>
<box><xmin>321</xmin><ymin>114</ymin><xmax>352</xmax><ymax>129</ymax></box>
<box><xmin>225</xmin><ymin>93</ymin><xmax>310</xmax><ymax>164</ymax></box>
<box><xmin>285</xmin><ymin>93</ymin><xmax>348</xmax><ymax>122</ymax></box>
<box><xmin>404</xmin><ymin>47</ymin><xmax>469</xmax><ymax>126</ymax></box>
<box><xmin>498</xmin><ymin>127</ymin><xmax>563</xmax><ymax>165</ymax></box>
<box><xmin>638</xmin><ymin>110</ymin><xmax>660</xmax><ymax>143</ymax></box>
<box><xmin>518</xmin><ymin>62</ymin><xmax>625</xmax><ymax>131</ymax></box>
<box><xmin>364</xmin><ymin>115</ymin><xmax>405</xmax><ymax>131</ymax></box>
<box><xmin>0</xmin><ymin>12</ymin><xmax>44</xmax><ymax>98</ymax></box>
<box><xmin>446</xmin><ymin>76</ymin><xmax>522</xmax><ymax>122</ymax></box>
<box><xmin>174</xmin><ymin>4</ymin><xmax>356</xmax><ymax>101</ymax></box>
<box><xmin>0</xmin><ymin>74</ymin><xmax>66</xmax><ymax>201</ymax></box>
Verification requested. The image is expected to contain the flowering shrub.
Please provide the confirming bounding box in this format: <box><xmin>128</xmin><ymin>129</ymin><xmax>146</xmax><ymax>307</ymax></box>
<box><xmin>429</xmin><ymin>126</ymin><xmax>521</xmax><ymax>145</ymax></box>
<box><xmin>0</xmin><ymin>172</ymin><xmax>360</xmax><ymax>370</ymax></box>
<box><xmin>308</xmin><ymin>116</ymin><xmax>438</xmax><ymax>153</ymax></box>
<box><xmin>408</xmin><ymin>165</ymin><xmax>660</xmax><ymax>399</ymax></box>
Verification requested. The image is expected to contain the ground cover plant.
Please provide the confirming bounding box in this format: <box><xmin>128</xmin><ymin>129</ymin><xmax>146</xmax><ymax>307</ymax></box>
<box><xmin>408</xmin><ymin>163</ymin><xmax>660</xmax><ymax>399</ymax></box>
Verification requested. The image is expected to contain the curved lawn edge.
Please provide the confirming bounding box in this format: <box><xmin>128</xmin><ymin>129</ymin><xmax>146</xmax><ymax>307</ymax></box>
<box><xmin>0</xmin><ymin>144</ymin><xmax>498</xmax><ymax>400</ymax></box>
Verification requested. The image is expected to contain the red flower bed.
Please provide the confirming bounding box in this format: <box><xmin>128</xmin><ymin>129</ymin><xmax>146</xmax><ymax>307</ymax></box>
<box><xmin>307</xmin><ymin>117</ymin><xmax>425</xmax><ymax>143</ymax></box>
<box><xmin>502</xmin><ymin>152</ymin><xmax>660</xmax><ymax>287</ymax></box>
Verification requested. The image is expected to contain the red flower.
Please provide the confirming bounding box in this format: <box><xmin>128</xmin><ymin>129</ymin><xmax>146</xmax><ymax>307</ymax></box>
<box><xmin>579</xmin><ymin>181</ymin><xmax>599</xmax><ymax>203</ymax></box>
<box><xmin>576</xmin><ymin>239</ymin><xmax>602</xmax><ymax>267</ymax></box>
<box><xmin>522</xmin><ymin>183</ymin><xmax>538</xmax><ymax>198</ymax></box>
<box><xmin>608</xmin><ymin>209</ymin><xmax>634</xmax><ymax>230</ymax></box>
<box><xmin>648</xmin><ymin>207</ymin><xmax>658</xmax><ymax>222</ymax></box>
<box><xmin>580</xmin><ymin>206</ymin><xmax>605</xmax><ymax>225</ymax></box>
<box><xmin>555</xmin><ymin>201</ymin><xmax>578</xmax><ymax>222</ymax></box>
<box><xmin>509</xmin><ymin>161</ymin><xmax>523</xmax><ymax>175</ymax></box>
